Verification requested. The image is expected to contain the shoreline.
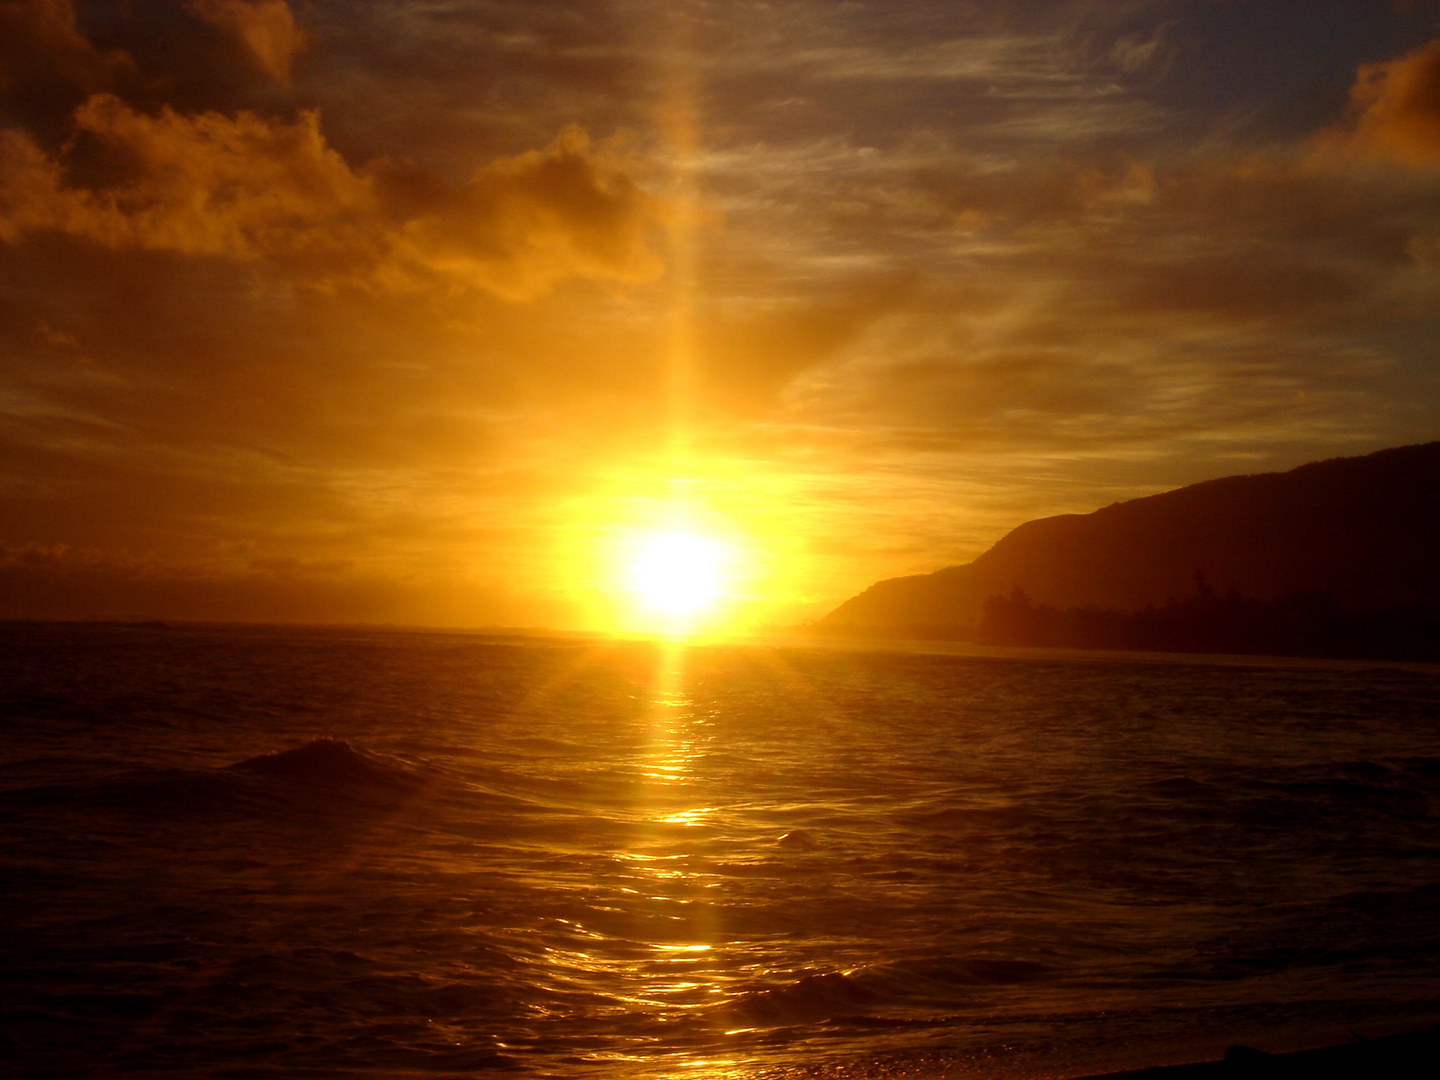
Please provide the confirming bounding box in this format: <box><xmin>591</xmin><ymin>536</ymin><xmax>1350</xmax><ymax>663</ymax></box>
<box><xmin>1073</xmin><ymin>1023</ymin><xmax>1438</xmax><ymax>1078</ymax></box>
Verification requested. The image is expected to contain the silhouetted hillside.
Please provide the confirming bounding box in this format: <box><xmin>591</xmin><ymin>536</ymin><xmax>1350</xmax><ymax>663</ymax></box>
<box><xmin>817</xmin><ymin>443</ymin><xmax>1440</xmax><ymax>655</ymax></box>
<box><xmin>975</xmin><ymin>583</ymin><xmax>1440</xmax><ymax>661</ymax></box>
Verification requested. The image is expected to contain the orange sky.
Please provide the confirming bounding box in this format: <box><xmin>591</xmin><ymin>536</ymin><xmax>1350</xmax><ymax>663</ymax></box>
<box><xmin>2</xmin><ymin>0</ymin><xmax>1440</xmax><ymax>631</ymax></box>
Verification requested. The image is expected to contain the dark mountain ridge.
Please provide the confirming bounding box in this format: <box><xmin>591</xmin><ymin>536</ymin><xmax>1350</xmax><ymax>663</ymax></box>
<box><xmin>817</xmin><ymin>442</ymin><xmax>1440</xmax><ymax>641</ymax></box>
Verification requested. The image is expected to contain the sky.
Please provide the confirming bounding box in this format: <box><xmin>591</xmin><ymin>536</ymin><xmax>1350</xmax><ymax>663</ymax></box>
<box><xmin>2</xmin><ymin>0</ymin><xmax>1439</xmax><ymax>632</ymax></box>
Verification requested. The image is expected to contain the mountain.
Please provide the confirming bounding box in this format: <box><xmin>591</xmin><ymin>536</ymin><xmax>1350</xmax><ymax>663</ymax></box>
<box><xmin>816</xmin><ymin>442</ymin><xmax>1440</xmax><ymax>639</ymax></box>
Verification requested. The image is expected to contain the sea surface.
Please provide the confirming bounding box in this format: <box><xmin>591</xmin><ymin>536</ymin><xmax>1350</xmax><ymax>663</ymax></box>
<box><xmin>2</xmin><ymin>622</ymin><xmax>1439</xmax><ymax>1079</ymax></box>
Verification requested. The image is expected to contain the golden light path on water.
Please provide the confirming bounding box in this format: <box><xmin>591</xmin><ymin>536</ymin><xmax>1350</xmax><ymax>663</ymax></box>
<box><xmin>631</xmin><ymin>641</ymin><xmax>733</xmax><ymax>1077</ymax></box>
<box><xmin>524</xmin><ymin>639</ymin><xmax>758</xmax><ymax>1076</ymax></box>
<box><xmin>625</xmin><ymin>637</ymin><xmax>844</xmax><ymax>1077</ymax></box>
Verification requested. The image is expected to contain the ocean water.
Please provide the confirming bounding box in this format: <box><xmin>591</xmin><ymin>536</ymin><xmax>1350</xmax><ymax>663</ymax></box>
<box><xmin>2</xmin><ymin>622</ymin><xmax>1439</xmax><ymax>1079</ymax></box>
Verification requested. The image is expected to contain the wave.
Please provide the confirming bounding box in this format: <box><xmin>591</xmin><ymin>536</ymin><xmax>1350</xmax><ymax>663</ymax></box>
<box><xmin>227</xmin><ymin>738</ymin><xmax>423</xmax><ymax>793</ymax></box>
<box><xmin>726</xmin><ymin>972</ymin><xmax>880</xmax><ymax>1025</ymax></box>
<box><xmin>0</xmin><ymin>739</ymin><xmax>432</xmax><ymax>821</ymax></box>
<box><xmin>721</xmin><ymin>956</ymin><xmax>1059</xmax><ymax>1029</ymax></box>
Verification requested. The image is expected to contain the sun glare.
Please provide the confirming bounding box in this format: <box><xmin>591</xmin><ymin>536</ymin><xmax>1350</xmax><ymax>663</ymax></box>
<box><xmin>624</xmin><ymin>530</ymin><xmax>728</xmax><ymax>621</ymax></box>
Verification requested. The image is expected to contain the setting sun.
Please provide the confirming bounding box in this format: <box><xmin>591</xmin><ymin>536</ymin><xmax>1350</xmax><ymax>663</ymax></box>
<box><xmin>624</xmin><ymin>530</ymin><xmax>728</xmax><ymax>619</ymax></box>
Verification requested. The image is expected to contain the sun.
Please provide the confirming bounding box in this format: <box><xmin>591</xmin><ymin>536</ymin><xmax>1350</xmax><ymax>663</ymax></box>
<box><xmin>624</xmin><ymin>530</ymin><xmax>728</xmax><ymax>621</ymax></box>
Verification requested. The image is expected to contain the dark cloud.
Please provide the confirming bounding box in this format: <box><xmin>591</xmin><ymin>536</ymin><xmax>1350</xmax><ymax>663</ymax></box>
<box><xmin>0</xmin><ymin>0</ymin><xmax>141</xmax><ymax>138</ymax></box>
<box><xmin>187</xmin><ymin>0</ymin><xmax>306</xmax><ymax>83</ymax></box>
<box><xmin>298</xmin><ymin>0</ymin><xmax>655</xmax><ymax>171</ymax></box>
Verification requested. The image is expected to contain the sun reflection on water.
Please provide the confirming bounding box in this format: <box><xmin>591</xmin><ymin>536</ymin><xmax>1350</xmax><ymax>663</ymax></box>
<box><xmin>619</xmin><ymin>640</ymin><xmax>749</xmax><ymax>1073</ymax></box>
<box><xmin>499</xmin><ymin>635</ymin><xmax>852</xmax><ymax>1076</ymax></box>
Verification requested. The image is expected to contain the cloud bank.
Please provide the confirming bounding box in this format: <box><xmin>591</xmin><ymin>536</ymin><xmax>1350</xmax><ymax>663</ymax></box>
<box><xmin>0</xmin><ymin>93</ymin><xmax>661</xmax><ymax>297</ymax></box>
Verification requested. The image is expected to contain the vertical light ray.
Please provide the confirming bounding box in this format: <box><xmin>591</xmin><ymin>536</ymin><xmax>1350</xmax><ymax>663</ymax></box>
<box><xmin>657</xmin><ymin>3</ymin><xmax>703</xmax><ymax>491</ymax></box>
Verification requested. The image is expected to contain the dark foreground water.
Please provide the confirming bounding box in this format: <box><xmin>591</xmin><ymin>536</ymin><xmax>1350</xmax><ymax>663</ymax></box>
<box><xmin>2</xmin><ymin>623</ymin><xmax>1439</xmax><ymax>1079</ymax></box>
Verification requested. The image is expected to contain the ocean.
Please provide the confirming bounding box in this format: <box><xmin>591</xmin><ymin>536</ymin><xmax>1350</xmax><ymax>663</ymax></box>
<box><xmin>2</xmin><ymin>621</ymin><xmax>1439</xmax><ymax>1078</ymax></box>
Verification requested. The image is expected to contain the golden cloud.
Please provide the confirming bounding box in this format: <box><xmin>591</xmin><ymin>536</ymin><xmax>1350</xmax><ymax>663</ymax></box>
<box><xmin>187</xmin><ymin>0</ymin><xmax>306</xmax><ymax>83</ymax></box>
<box><xmin>1321</xmin><ymin>39</ymin><xmax>1440</xmax><ymax>165</ymax></box>
<box><xmin>380</xmin><ymin>126</ymin><xmax>665</xmax><ymax>299</ymax></box>
<box><xmin>0</xmin><ymin>95</ymin><xmax>663</xmax><ymax>298</ymax></box>
<box><xmin>0</xmin><ymin>94</ymin><xmax>374</xmax><ymax>258</ymax></box>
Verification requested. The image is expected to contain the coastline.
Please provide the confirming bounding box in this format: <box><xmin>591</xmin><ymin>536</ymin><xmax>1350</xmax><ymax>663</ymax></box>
<box><xmin>1073</xmin><ymin>1024</ymin><xmax>1438</xmax><ymax>1079</ymax></box>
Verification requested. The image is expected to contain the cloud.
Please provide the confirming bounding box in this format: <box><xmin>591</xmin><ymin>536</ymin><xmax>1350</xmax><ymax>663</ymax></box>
<box><xmin>1109</xmin><ymin>29</ymin><xmax>1166</xmax><ymax>76</ymax></box>
<box><xmin>0</xmin><ymin>0</ymin><xmax>139</xmax><ymax>133</ymax></box>
<box><xmin>0</xmin><ymin>94</ymin><xmax>663</xmax><ymax>298</ymax></box>
<box><xmin>187</xmin><ymin>0</ymin><xmax>305</xmax><ymax>83</ymax></box>
<box><xmin>739</xmin><ymin>115</ymin><xmax>1435</xmax><ymax>463</ymax></box>
<box><xmin>0</xmin><ymin>541</ymin><xmax>577</xmax><ymax>625</ymax></box>
<box><xmin>0</xmin><ymin>94</ymin><xmax>373</xmax><ymax>258</ymax></box>
<box><xmin>774</xmin><ymin>35</ymin><xmax>1063</xmax><ymax>83</ymax></box>
<box><xmin>1320</xmin><ymin>39</ymin><xmax>1440</xmax><ymax>165</ymax></box>
<box><xmin>377</xmin><ymin>126</ymin><xmax>664</xmax><ymax>299</ymax></box>
<box><xmin>0</xmin><ymin>0</ymin><xmax>125</xmax><ymax>90</ymax></box>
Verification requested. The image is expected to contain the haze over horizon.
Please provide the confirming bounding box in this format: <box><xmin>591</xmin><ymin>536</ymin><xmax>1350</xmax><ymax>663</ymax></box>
<box><xmin>4</xmin><ymin>0</ymin><xmax>1440</xmax><ymax>632</ymax></box>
